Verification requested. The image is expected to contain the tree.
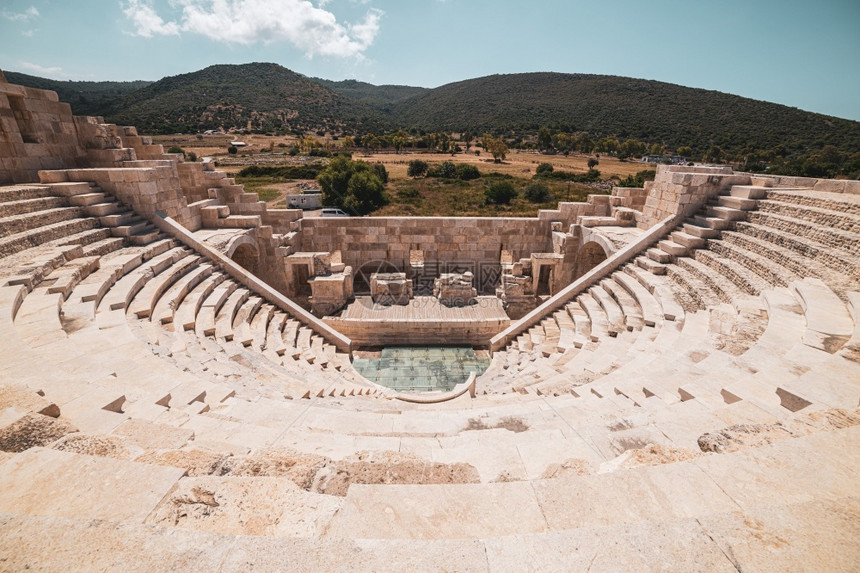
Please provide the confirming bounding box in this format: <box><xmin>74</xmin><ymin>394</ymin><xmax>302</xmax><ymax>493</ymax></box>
<box><xmin>407</xmin><ymin>159</ymin><xmax>428</xmax><ymax>178</ymax></box>
<box><xmin>536</xmin><ymin>162</ymin><xmax>554</xmax><ymax>176</ymax></box>
<box><xmin>227</xmin><ymin>145</ymin><xmax>238</xmax><ymax>155</ymax></box>
<box><xmin>317</xmin><ymin>156</ymin><xmax>387</xmax><ymax>215</ymax></box>
<box><xmin>587</xmin><ymin>157</ymin><xmax>599</xmax><ymax>169</ymax></box>
<box><xmin>524</xmin><ymin>182</ymin><xmax>551</xmax><ymax>203</ymax></box>
<box><xmin>703</xmin><ymin>145</ymin><xmax>724</xmax><ymax>164</ymax></box>
<box><xmin>483</xmin><ymin>134</ymin><xmax>508</xmax><ymax>163</ymax></box>
<box><xmin>537</xmin><ymin>127</ymin><xmax>553</xmax><ymax>152</ymax></box>
<box><xmin>676</xmin><ymin>146</ymin><xmax>693</xmax><ymax>159</ymax></box>
<box><xmin>485</xmin><ymin>181</ymin><xmax>517</xmax><ymax>205</ymax></box>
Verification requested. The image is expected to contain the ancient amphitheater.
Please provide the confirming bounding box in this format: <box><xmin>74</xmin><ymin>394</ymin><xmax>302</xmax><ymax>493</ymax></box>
<box><xmin>1</xmin><ymin>72</ymin><xmax>858</xmax><ymax>571</ymax></box>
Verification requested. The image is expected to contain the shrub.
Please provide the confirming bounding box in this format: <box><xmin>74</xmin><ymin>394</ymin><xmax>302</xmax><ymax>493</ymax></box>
<box><xmin>317</xmin><ymin>156</ymin><xmax>388</xmax><ymax>215</ymax></box>
<box><xmin>536</xmin><ymin>162</ymin><xmax>554</xmax><ymax>175</ymax></box>
<box><xmin>524</xmin><ymin>182</ymin><xmax>551</xmax><ymax>203</ymax></box>
<box><xmin>588</xmin><ymin>158</ymin><xmax>599</xmax><ymax>169</ymax></box>
<box><xmin>167</xmin><ymin>145</ymin><xmax>185</xmax><ymax>156</ymax></box>
<box><xmin>485</xmin><ymin>181</ymin><xmax>517</xmax><ymax>205</ymax></box>
<box><xmin>407</xmin><ymin>159</ymin><xmax>428</xmax><ymax>178</ymax></box>
<box><xmin>372</xmin><ymin>163</ymin><xmax>389</xmax><ymax>184</ymax></box>
<box><xmin>455</xmin><ymin>163</ymin><xmax>481</xmax><ymax>180</ymax></box>
<box><xmin>618</xmin><ymin>169</ymin><xmax>656</xmax><ymax>188</ymax></box>
<box><xmin>227</xmin><ymin>145</ymin><xmax>238</xmax><ymax>155</ymax></box>
<box><xmin>187</xmin><ymin>151</ymin><xmax>197</xmax><ymax>162</ymax></box>
<box><xmin>309</xmin><ymin>148</ymin><xmax>332</xmax><ymax>158</ymax></box>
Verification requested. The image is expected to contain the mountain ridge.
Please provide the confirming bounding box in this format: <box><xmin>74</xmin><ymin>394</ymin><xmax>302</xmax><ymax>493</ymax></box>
<box><xmin>4</xmin><ymin>63</ymin><xmax>858</xmax><ymax>158</ymax></box>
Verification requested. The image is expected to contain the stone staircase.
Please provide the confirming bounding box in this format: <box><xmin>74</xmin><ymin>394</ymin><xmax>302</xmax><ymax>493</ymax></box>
<box><xmin>1</xmin><ymin>177</ymin><xmax>859</xmax><ymax>569</ymax></box>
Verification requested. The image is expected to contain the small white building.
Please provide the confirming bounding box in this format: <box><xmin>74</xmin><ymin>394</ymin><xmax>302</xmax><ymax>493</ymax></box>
<box><xmin>287</xmin><ymin>190</ymin><xmax>323</xmax><ymax>210</ymax></box>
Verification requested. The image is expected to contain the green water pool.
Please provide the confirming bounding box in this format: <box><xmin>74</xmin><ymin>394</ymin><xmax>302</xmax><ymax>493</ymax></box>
<box><xmin>352</xmin><ymin>346</ymin><xmax>490</xmax><ymax>393</ymax></box>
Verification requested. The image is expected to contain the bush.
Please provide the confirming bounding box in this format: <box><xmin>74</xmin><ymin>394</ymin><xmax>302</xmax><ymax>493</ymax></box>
<box><xmin>428</xmin><ymin>161</ymin><xmax>458</xmax><ymax>179</ymax></box>
<box><xmin>227</xmin><ymin>145</ymin><xmax>238</xmax><ymax>155</ymax></box>
<box><xmin>317</xmin><ymin>156</ymin><xmax>388</xmax><ymax>215</ymax></box>
<box><xmin>535</xmin><ymin>162</ymin><xmax>554</xmax><ymax>175</ymax></box>
<box><xmin>618</xmin><ymin>169</ymin><xmax>656</xmax><ymax>188</ymax></box>
<box><xmin>309</xmin><ymin>148</ymin><xmax>332</xmax><ymax>157</ymax></box>
<box><xmin>588</xmin><ymin>158</ymin><xmax>599</xmax><ymax>169</ymax></box>
<box><xmin>407</xmin><ymin>159</ymin><xmax>428</xmax><ymax>178</ymax></box>
<box><xmin>455</xmin><ymin>163</ymin><xmax>481</xmax><ymax>180</ymax></box>
<box><xmin>167</xmin><ymin>145</ymin><xmax>185</xmax><ymax>156</ymax></box>
<box><xmin>187</xmin><ymin>151</ymin><xmax>197</xmax><ymax>162</ymax></box>
<box><xmin>372</xmin><ymin>163</ymin><xmax>389</xmax><ymax>184</ymax></box>
<box><xmin>524</xmin><ymin>182</ymin><xmax>551</xmax><ymax>203</ymax></box>
<box><xmin>288</xmin><ymin>146</ymin><xmax>300</xmax><ymax>156</ymax></box>
<box><xmin>485</xmin><ymin>181</ymin><xmax>517</xmax><ymax>205</ymax></box>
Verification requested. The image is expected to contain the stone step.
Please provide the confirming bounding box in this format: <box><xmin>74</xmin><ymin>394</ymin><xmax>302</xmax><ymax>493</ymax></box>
<box><xmin>745</xmin><ymin>210</ymin><xmax>860</xmax><ymax>257</ymax></box>
<box><xmin>589</xmin><ymin>285</ymin><xmax>625</xmax><ymax>335</ymax></box>
<box><xmin>756</xmin><ymin>199</ymin><xmax>860</xmax><ymax>234</ymax></box>
<box><xmin>646</xmin><ymin>247</ymin><xmax>672</xmax><ymax>263</ymax></box>
<box><xmin>173</xmin><ymin>273</ymin><xmax>226</xmax><ymax>332</ymax></box>
<box><xmin>0</xmin><ymin>185</ymin><xmax>54</xmax><ymax>202</ymax></box>
<box><xmin>0</xmin><ymin>207</ymin><xmax>85</xmax><ymax>239</ymax></box>
<box><xmin>716</xmin><ymin>195</ymin><xmax>757</xmax><ymax>211</ymax></box>
<box><xmin>706</xmin><ymin>205</ymin><xmax>746</xmax><ymax>221</ymax></box>
<box><xmin>84</xmin><ymin>201</ymin><xmax>122</xmax><ymax>217</ymax></box>
<box><xmin>691</xmin><ymin>250</ymin><xmax>768</xmax><ymax>297</ymax></box>
<box><xmin>0</xmin><ymin>218</ymin><xmax>99</xmax><ymax>259</ymax></box>
<box><xmin>0</xmin><ymin>196</ymin><xmax>67</xmax><ymax>218</ymax></box>
<box><xmin>128</xmin><ymin>255</ymin><xmax>201</xmax><ymax>319</ymax></box>
<box><xmin>790</xmin><ymin>278</ymin><xmax>854</xmax><ymax>353</ymax></box>
<box><xmin>612</xmin><ymin>270</ymin><xmax>661</xmax><ymax>328</ymax></box>
<box><xmin>766</xmin><ymin>188</ymin><xmax>860</xmax><ymax>217</ymax></box>
<box><xmin>67</xmin><ymin>192</ymin><xmax>107</xmax><ymax>207</ymax></box>
<box><xmin>708</xmin><ymin>236</ymin><xmax>798</xmax><ymax>288</ymax></box>
<box><xmin>578</xmin><ymin>293</ymin><xmax>611</xmax><ymax>339</ymax></box>
<box><xmin>153</xmin><ymin>264</ymin><xmax>214</xmax><ymax>325</ymax></box>
<box><xmin>625</xmin><ymin>264</ymin><xmax>683</xmax><ymax>322</ymax></box>
<box><xmin>326</xmin><ymin>427</ymin><xmax>859</xmax><ymax>540</ymax></box>
<box><xmin>682</xmin><ymin>221</ymin><xmax>721</xmax><ymax>239</ymax></box>
<box><xmin>670</xmin><ymin>231</ymin><xmax>706</xmax><ymax>250</ymax></box>
<box><xmin>729</xmin><ymin>185</ymin><xmax>770</xmax><ymax>199</ymax></box>
<box><xmin>635</xmin><ymin>255</ymin><xmax>667</xmax><ymax>275</ymax></box>
<box><xmin>693</xmin><ymin>214</ymin><xmax>733</xmax><ymax>230</ymax></box>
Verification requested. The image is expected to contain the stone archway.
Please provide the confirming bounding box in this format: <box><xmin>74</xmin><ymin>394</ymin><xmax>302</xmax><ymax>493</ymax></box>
<box><xmin>230</xmin><ymin>242</ymin><xmax>260</xmax><ymax>277</ymax></box>
<box><xmin>574</xmin><ymin>241</ymin><xmax>609</xmax><ymax>280</ymax></box>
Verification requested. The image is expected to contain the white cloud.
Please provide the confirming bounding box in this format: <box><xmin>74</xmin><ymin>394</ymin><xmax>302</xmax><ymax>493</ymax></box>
<box><xmin>2</xmin><ymin>6</ymin><xmax>39</xmax><ymax>22</ymax></box>
<box><xmin>122</xmin><ymin>0</ymin><xmax>382</xmax><ymax>58</ymax></box>
<box><xmin>17</xmin><ymin>61</ymin><xmax>63</xmax><ymax>77</ymax></box>
<box><xmin>123</xmin><ymin>0</ymin><xmax>180</xmax><ymax>37</ymax></box>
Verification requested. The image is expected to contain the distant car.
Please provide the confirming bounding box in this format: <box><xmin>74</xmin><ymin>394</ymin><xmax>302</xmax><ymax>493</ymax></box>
<box><xmin>321</xmin><ymin>208</ymin><xmax>350</xmax><ymax>217</ymax></box>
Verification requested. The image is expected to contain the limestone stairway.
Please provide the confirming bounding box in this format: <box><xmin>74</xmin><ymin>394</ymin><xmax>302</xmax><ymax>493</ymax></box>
<box><xmin>0</xmin><ymin>413</ymin><xmax>856</xmax><ymax>570</ymax></box>
<box><xmin>2</xmin><ymin>179</ymin><xmax>860</xmax><ymax>569</ymax></box>
<box><xmin>482</xmin><ymin>184</ymin><xmax>860</xmax><ymax>418</ymax></box>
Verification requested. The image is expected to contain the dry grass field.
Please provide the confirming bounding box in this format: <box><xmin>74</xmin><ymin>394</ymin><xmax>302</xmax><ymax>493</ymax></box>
<box><xmin>151</xmin><ymin>134</ymin><xmax>654</xmax><ymax>216</ymax></box>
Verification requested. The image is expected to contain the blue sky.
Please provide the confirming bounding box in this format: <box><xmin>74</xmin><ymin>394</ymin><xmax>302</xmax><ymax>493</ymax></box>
<box><xmin>1</xmin><ymin>0</ymin><xmax>858</xmax><ymax>121</ymax></box>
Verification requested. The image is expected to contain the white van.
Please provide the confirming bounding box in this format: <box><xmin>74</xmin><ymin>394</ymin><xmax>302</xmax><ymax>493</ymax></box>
<box><xmin>321</xmin><ymin>208</ymin><xmax>350</xmax><ymax>217</ymax></box>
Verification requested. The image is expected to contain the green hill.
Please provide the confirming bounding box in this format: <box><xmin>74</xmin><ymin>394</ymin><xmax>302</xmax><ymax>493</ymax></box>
<box><xmin>311</xmin><ymin>78</ymin><xmax>427</xmax><ymax>110</ymax></box>
<box><xmin>6</xmin><ymin>65</ymin><xmax>858</xmax><ymax>160</ymax></box>
<box><xmin>3</xmin><ymin>71</ymin><xmax>152</xmax><ymax>117</ymax></box>
<box><xmin>390</xmin><ymin>73</ymin><xmax>860</xmax><ymax>157</ymax></box>
<box><xmin>99</xmin><ymin>63</ymin><xmax>389</xmax><ymax>135</ymax></box>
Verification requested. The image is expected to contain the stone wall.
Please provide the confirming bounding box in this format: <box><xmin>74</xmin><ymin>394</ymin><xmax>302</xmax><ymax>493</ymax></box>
<box><xmin>300</xmin><ymin>216</ymin><xmax>553</xmax><ymax>292</ymax></box>
<box><xmin>638</xmin><ymin>165</ymin><xmax>751</xmax><ymax>229</ymax></box>
<box><xmin>0</xmin><ymin>73</ymin><xmax>87</xmax><ymax>183</ymax></box>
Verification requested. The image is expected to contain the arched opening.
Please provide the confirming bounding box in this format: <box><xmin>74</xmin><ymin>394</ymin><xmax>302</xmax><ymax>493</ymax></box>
<box><xmin>353</xmin><ymin>260</ymin><xmax>400</xmax><ymax>295</ymax></box>
<box><xmin>574</xmin><ymin>241</ymin><xmax>608</xmax><ymax>280</ymax></box>
<box><xmin>231</xmin><ymin>243</ymin><xmax>260</xmax><ymax>277</ymax></box>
